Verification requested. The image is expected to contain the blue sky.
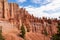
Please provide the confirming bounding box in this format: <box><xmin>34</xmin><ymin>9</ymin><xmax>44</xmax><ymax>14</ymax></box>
<box><xmin>8</xmin><ymin>0</ymin><xmax>60</xmax><ymax>19</ymax></box>
<box><xmin>8</xmin><ymin>0</ymin><xmax>51</xmax><ymax>7</ymax></box>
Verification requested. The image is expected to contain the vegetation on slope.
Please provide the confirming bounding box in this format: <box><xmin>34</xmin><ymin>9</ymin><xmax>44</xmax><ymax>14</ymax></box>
<box><xmin>44</xmin><ymin>28</ymin><xmax>48</xmax><ymax>36</ymax></box>
<box><xmin>51</xmin><ymin>22</ymin><xmax>60</xmax><ymax>40</ymax></box>
<box><xmin>0</xmin><ymin>26</ymin><xmax>5</xmax><ymax>40</ymax></box>
<box><xmin>42</xmin><ymin>28</ymin><xmax>48</xmax><ymax>36</ymax></box>
<box><xmin>20</xmin><ymin>24</ymin><xmax>26</xmax><ymax>39</ymax></box>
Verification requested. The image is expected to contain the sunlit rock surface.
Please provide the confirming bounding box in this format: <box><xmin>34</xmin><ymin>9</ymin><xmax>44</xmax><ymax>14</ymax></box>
<box><xmin>0</xmin><ymin>0</ymin><xmax>59</xmax><ymax>40</ymax></box>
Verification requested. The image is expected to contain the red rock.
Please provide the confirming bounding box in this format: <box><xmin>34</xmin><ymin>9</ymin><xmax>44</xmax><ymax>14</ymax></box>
<box><xmin>0</xmin><ymin>0</ymin><xmax>58</xmax><ymax>40</ymax></box>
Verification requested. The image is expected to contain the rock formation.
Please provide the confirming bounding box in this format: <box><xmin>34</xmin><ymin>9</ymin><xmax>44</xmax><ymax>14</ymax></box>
<box><xmin>0</xmin><ymin>0</ymin><xmax>59</xmax><ymax>40</ymax></box>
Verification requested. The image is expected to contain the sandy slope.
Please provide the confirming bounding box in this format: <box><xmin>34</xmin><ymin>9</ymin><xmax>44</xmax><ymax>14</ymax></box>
<box><xmin>0</xmin><ymin>21</ymin><xmax>24</xmax><ymax>40</ymax></box>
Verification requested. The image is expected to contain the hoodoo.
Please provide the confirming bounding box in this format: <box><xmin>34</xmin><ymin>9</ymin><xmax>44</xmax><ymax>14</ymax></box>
<box><xmin>0</xmin><ymin>0</ymin><xmax>59</xmax><ymax>40</ymax></box>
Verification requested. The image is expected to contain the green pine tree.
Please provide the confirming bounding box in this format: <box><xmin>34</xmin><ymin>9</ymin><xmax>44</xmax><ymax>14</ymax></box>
<box><xmin>51</xmin><ymin>22</ymin><xmax>60</xmax><ymax>40</ymax></box>
<box><xmin>43</xmin><ymin>28</ymin><xmax>48</xmax><ymax>36</ymax></box>
<box><xmin>52</xmin><ymin>34</ymin><xmax>60</xmax><ymax>40</ymax></box>
<box><xmin>0</xmin><ymin>26</ymin><xmax>5</xmax><ymax>40</ymax></box>
<box><xmin>20</xmin><ymin>24</ymin><xmax>26</xmax><ymax>39</ymax></box>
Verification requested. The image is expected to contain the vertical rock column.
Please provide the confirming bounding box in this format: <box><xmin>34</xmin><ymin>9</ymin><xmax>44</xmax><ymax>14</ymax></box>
<box><xmin>3</xmin><ymin>0</ymin><xmax>9</xmax><ymax>20</ymax></box>
<box><xmin>0</xmin><ymin>0</ymin><xmax>3</xmax><ymax>18</ymax></box>
<box><xmin>9</xmin><ymin>3</ymin><xmax>19</xmax><ymax>27</ymax></box>
<box><xmin>9</xmin><ymin>3</ymin><xmax>14</xmax><ymax>18</ymax></box>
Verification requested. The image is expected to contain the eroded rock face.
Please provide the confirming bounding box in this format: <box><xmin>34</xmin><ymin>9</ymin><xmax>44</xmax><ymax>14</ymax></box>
<box><xmin>0</xmin><ymin>0</ymin><xmax>59</xmax><ymax>40</ymax></box>
<box><xmin>0</xmin><ymin>21</ymin><xmax>23</xmax><ymax>40</ymax></box>
<box><xmin>4</xmin><ymin>33</ymin><xmax>24</xmax><ymax>40</ymax></box>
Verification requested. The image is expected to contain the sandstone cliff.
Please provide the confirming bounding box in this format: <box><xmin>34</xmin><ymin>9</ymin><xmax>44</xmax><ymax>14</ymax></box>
<box><xmin>0</xmin><ymin>0</ymin><xmax>59</xmax><ymax>40</ymax></box>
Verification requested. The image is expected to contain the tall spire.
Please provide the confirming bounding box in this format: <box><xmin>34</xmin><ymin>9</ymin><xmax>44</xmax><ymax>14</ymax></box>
<box><xmin>3</xmin><ymin>0</ymin><xmax>4</xmax><ymax>18</ymax></box>
<box><xmin>2</xmin><ymin>0</ymin><xmax>9</xmax><ymax>20</ymax></box>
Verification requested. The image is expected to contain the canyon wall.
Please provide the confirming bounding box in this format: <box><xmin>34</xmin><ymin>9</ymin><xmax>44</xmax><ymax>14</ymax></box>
<box><xmin>0</xmin><ymin>0</ymin><xmax>59</xmax><ymax>40</ymax></box>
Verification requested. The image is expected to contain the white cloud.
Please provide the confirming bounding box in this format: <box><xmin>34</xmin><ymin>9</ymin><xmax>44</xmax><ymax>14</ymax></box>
<box><xmin>17</xmin><ymin>0</ymin><xmax>26</xmax><ymax>3</ymax></box>
<box><xmin>25</xmin><ymin>7</ymin><xmax>60</xmax><ymax>19</ymax></box>
<box><xmin>44</xmin><ymin>7</ymin><xmax>60</xmax><ymax>13</ymax></box>
<box><xmin>31</xmin><ymin>0</ymin><xmax>52</xmax><ymax>4</ymax></box>
<box><xmin>32</xmin><ymin>0</ymin><xmax>42</xmax><ymax>4</ymax></box>
<box><xmin>23</xmin><ymin>0</ymin><xmax>60</xmax><ymax>19</ymax></box>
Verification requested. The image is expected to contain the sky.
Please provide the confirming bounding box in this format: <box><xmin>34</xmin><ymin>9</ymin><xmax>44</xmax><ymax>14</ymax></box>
<box><xmin>8</xmin><ymin>0</ymin><xmax>60</xmax><ymax>19</ymax></box>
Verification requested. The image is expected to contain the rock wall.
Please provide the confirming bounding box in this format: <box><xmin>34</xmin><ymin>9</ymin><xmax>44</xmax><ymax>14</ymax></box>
<box><xmin>0</xmin><ymin>0</ymin><xmax>59</xmax><ymax>40</ymax></box>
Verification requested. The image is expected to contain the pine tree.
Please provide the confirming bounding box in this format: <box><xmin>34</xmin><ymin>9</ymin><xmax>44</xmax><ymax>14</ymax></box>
<box><xmin>0</xmin><ymin>26</ymin><xmax>4</xmax><ymax>40</ymax></box>
<box><xmin>44</xmin><ymin>29</ymin><xmax>48</xmax><ymax>36</ymax></box>
<box><xmin>20</xmin><ymin>24</ymin><xmax>26</xmax><ymax>39</ymax></box>
<box><xmin>51</xmin><ymin>22</ymin><xmax>60</xmax><ymax>40</ymax></box>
